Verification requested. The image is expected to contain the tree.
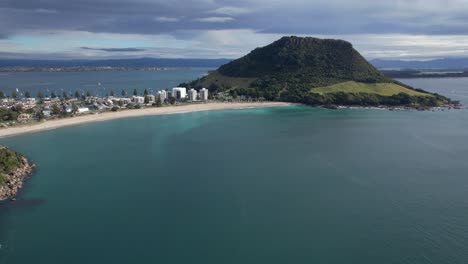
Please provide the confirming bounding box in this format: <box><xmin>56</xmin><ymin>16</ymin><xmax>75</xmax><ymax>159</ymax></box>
<box><xmin>144</xmin><ymin>95</ymin><xmax>150</xmax><ymax>104</ymax></box>
<box><xmin>72</xmin><ymin>103</ymin><xmax>79</xmax><ymax>114</ymax></box>
<box><xmin>133</xmin><ymin>89</ymin><xmax>138</xmax><ymax>96</ymax></box>
<box><xmin>155</xmin><ymin>96</ymin><xmax>162</xmax><ymax>107</ymax></box>
<box><xmin>74</xmin><ymin>90</ymin><xmax>80</xmax><ymax>98</ymax></box>
<box><xmin>169</xmin><ymin>97</ymin><xmax>176</xmax><ymax>105</ymax></box>
<box><xmin>12</xmin><ymin>104</ymin><xmax>23</xmax><ymax>112</ymax></box>
<box><xmin>86</xmin><ymin>91</ymin><xmax>91</xmax><ymax>97</ymax></box>
<box><xmin>0</xmin><ymin>91</ymin><xmax>5</xmax><ymax>99</ymax></box>
<box><xmin>25</xmin><ymin>91</ymin><xmax>31</xmax><ymax>98</ymax></box>
<box><xmin>37</xmin><ymin>110</ymin><xmax>45</xmax><ymax>121</ymax></box>
<box><xmin>11</xmin><ymin>90</ymin><xmax>18</xmax><ymax>99</ymax></box>
<box><xmin>62</xmin><ymin>91</ymin><xmax>68</xmax><ymax>99</ymax></box>
<box><xmin>121</xmin><ymin>89</ymin><xmax>126</xmax><ymax>97</ymax></box>
<box><xmin>52</xmin><ymin>104</ymin><xmax>61</xmax><ymax>115</ymax></box>
<box><xmin>143</xmin><ymin>89</ymin><xmax>149</xmax><ymax>96</ymax></box>
<box><xmin>110</xmin><ymin>90</ymin><xmax>115</xmax><ymax>97</ymax></box>
<box><xmin>37</xmin><ymin>91</ymin><xmax>44</xmax><ymax>99</ymax></box>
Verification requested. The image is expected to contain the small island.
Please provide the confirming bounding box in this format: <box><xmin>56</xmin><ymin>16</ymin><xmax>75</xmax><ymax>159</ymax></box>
<box><xmin>185</xmin><ymin>36</ymin><xmax>459</xmax><ymax>109</ymax></box>
<box><xmin>0</xmin><ymin>146</ymin><xmax>35</xmax><ymax>201</ymax></box>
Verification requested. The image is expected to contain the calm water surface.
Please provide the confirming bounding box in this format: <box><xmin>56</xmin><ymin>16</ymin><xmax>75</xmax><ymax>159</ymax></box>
<box><xmin>0</xmin><ymin>77</ymin><xmax>467</xmax><ymax>263</ymax></box>
<box><xmin>0</xmin><ymin>68</ymin><xmax>213</xmax><ymax>96</ymax></box>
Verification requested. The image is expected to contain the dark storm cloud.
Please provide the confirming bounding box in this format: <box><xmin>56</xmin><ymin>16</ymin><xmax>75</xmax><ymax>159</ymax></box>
<box><xmin>1</xmin><ymin>0</ymin><xmax>468</xmax><ymax>38</ymax></box>
<box><xmin>81</xmin><ymin>47</ymin><xmax>146</xmax><ymax>52</ymax></box>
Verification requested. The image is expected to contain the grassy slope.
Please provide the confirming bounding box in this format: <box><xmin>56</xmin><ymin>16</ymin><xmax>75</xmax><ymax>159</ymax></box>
<box><xmin>311</xmin><ymin>81</ymin><xmax>433</xmax><ymax>97</ymax></box>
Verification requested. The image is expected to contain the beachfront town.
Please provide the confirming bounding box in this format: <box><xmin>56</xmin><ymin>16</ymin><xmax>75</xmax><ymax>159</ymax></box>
<box><xmin>0</xmin><ymin>87</ymin><xmax>210</xmax><ymax>126</ymax></box>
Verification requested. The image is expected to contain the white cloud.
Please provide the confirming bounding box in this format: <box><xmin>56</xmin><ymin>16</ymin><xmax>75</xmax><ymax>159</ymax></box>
<box><xmin>209</xmin><ymin>6</ymin><xmax>252</xmax><ymax>16</ymax></box>
<box><xmin>195</xmin><ymin>17</ymin><xmax>234</xmax><ymax>23</ymax></box>
<box><xmin>153</xmin><ymin>16</ymin><xmax>181</xmax><ymax>22</ymax></box>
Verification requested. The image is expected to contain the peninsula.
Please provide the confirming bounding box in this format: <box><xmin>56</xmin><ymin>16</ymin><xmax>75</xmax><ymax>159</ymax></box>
<box><xmin>185</xmin><ymin>36</ymin><xmax>456</xmax><ymax>108</ymax></box>
<box><xmin>0</xmin><ymin>146</ymin><xmax>35</xmax><ymax>201</ymax></box>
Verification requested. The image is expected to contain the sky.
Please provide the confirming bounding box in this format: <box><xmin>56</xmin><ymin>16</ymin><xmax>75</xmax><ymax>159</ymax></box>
<box><xmin>1</xmin><ymin>0</ymin><xmax>468</xmax><ymax>60</ymax></box>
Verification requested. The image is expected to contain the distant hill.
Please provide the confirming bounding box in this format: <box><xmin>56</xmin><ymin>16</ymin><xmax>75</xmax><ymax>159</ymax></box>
<box><xmin>186</xmin><ymin>36</ymin><xmax>451</xmax><ymax>107</ymax></box>
<box><xmin>0</xmin><ymin>58</ymin><xmax>231</xmax><ymax>68</ymax></box>
<box><xmin>372</xmin><ymin>58</ymin><xmax>468</xmax><ymax>69</ymax></box>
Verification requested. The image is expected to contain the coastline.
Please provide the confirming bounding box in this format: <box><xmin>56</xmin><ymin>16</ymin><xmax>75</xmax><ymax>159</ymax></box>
<box><xmin>0</xmin><ymin>151</ymin><xmax>35</xmax><ymax>201</ymax></box>
<box><xmin>0</xmin><ymin>102</ymin><xmax>291</xmax><ymax>138</ymax></box>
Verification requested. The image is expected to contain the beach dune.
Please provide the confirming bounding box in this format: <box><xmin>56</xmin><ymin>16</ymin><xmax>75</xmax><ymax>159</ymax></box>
<box><xmin>0</xmin><ymin>102</ymin><xmax>290</xmax><ymax>138</ymax></box>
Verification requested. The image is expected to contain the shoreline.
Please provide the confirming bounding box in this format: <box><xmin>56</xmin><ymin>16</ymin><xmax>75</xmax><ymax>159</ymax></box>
<box><xmin>0</xmin><ymin>151</ymin><xmax>35</xmax><ymax>201</ymax></box>
<box><xmin>0</xmin><ymin>102</ymin><xmax>291</xmax><ymax>138</ymax></box>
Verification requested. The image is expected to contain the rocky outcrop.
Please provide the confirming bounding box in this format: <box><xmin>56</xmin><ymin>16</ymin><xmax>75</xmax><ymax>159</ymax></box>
<box><xmin>0</xmin><ymin>156</ymin><xmax>35</xmax><ymax>201</ymax></box>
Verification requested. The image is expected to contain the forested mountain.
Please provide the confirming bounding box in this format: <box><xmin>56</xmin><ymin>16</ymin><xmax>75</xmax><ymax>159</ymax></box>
<box><xmin>186</xmin><ymin>36</ymin><xmax>451</xmax><ymax>107</ymax></box>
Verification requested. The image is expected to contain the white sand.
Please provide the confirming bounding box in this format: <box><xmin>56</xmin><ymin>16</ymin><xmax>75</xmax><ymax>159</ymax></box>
<box><xmin>0</xmin><ymin>102</ymin><xmax>291</xmax><ymax>138</ymax></box>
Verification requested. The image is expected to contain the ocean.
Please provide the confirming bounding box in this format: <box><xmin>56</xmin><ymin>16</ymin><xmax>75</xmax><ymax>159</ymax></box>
<box><xmin>0</xmin><ymin>68</ymin><xmax>212</xmax><ymax>97</ymax></box>
<box><xmin>0</xmin><ymin>74</ymin><xmax>467</xmax><ymax>263</ymax></box>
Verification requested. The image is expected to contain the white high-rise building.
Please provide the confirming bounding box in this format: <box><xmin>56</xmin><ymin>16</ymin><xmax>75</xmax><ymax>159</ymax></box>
<box><xmin>188</xmin><ymin>88</ymin><xmax>197</xmax><ymax>101</ymax></box>
<box><xmin>200</xmin><ymin>88</ymin><xmax>209</xmax><ymax>101</ymax></box>
<box><xmin>157</xmin><ymin>90</ymin><xmax>167</xmax><ymax>102</ymax></box>
<box><xmin>172</xmin><ymin>87</ymin><xmax>187</xmax><ymax>100</ymax></box>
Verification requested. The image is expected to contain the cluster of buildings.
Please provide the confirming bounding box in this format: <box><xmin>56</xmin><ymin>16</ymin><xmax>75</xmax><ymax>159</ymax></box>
<box><xmin>0</xmin><ymin>97</ymin><xmax>37</xmax><ymax>109</ymax></box>
<box><xmin>0</xmin><ymin>86</ymin><xmax>210</xmax><ymax>123</ymax></box>
<box><xmin>157</xmin><ymin>87</ymin><xmax>209</xmax><ymax>102</ymax></box>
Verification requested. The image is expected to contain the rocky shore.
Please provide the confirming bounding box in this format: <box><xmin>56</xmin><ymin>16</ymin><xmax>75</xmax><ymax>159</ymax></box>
<box><xmin>0</xmin><ymin>149</ymin><xmax>35</xmax><ymax>201</ymax></box>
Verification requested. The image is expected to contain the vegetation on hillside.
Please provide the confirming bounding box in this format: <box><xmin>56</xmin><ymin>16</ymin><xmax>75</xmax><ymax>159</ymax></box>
<box><xmin>0</xmin><ymin>147</ymin><xmax>25</xmax><ymax>186</ymax></box>
<box><xmin>311</xmin><ymin>81</ymin><xmax>431</xmax><ymax>97</ymax></box>
<box><xmin>186</xmin><ymin>36</ymin><xmax>453</xmax><ymax>107</ymax></box>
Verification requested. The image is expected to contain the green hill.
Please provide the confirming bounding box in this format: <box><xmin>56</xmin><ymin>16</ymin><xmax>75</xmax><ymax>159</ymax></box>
<box><xmin>186</xmin><ymin>36</ymin><xmax>451</xmax><ymax>107</ymax></box>
<box><xmin>312</xmin><ymin>81</ymin><xmax>431</xmax><ymax>97</ymax></box>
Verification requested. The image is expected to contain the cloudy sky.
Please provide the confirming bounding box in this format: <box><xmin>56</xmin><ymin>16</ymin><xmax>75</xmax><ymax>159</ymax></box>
<box><xmin>1</xmin><ymin>0</ymin><xmax>468</xmax><ymax>60</ymax></box>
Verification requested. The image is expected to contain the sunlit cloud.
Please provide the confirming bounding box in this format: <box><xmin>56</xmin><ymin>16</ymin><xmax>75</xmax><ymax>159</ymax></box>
<box><xmin>194</xmin><ymin>17</ymin><xmax>235</xmax><ymax>23</ymax></box>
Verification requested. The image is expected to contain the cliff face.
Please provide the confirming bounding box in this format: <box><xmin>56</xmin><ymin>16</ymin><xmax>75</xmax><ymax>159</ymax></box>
<box><xmin>0</xmin><ymin>148</ymin><xmax>35</xmax><ymax>201</ymax></box>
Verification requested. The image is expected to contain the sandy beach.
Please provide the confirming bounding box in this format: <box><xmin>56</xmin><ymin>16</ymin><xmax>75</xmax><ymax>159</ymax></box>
<box><xmin>0</xmin><ymin>102</ymin><xmax>291</xmax><ymax>138</ymax></box>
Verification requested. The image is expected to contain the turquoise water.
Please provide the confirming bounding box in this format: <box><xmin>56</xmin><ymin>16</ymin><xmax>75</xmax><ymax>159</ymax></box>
<box><xmin>0</xmin><ymin>77</ymin><xmax>468</xmax><ymax>263</ymax></box>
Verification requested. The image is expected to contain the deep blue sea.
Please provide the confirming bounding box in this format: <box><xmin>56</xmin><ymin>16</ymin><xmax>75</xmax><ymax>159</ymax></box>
<box><xmin>0</xmin><ymin>74</ymin><xmax>467</xmax><ymax>263</ymax></box>
<box><xmin>0</xmin><ymin>68</ymin><xmax>212</xmax><ymax>97</ymax></box>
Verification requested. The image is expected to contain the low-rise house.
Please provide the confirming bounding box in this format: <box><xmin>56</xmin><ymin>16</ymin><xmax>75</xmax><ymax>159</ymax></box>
<box><xmin>43</xmin><ymin>100</ymin><xmax>53</xmax><ymax>107</ymax></box>
<box><xmin>105</xmin><ymin>99</ymin><xmax>114</xmax><ymax>106</ymax></box>
<box><xmin>119</xmin><ymin>98</ymin><xmax>132</xmax><ymax>105</ymax></box>
<box><xmin>64</xmin><ymin>105</ymin><xmax>73</xmax><ymax>113</ymax></box>
<box><xmin>132</xmin><ymin>96</ymin><xmax>145</xmax><ymax>104</ymax></box>
<box><xmin>42</xmin><ymin>110</ymin><xmax>51</xmax><ymax>118</ymax></box>
<box><xmin>17</xmin><ymin>113</ymin><xmax>31</xmax><ymax>122</ymax></box>
<box><xmin>77</xmin><ymin>107</ymin><xmax>90</xmax><ymax>114</ymax></box>
<box><xmin>146</xmin><ymin>95</ymin><xmax>155</xmax><ymax>103</ymax></box>
<box><xmin>93</xmin><ymin>103</ymin><xmax>106</xmax><ymax>111</ymax></box>
<box><xmin>22</xmin><ymin>98</ymin><xmax>36</xmax><ymax>105</ymax></box>
<box><xmin>1</xmin><ymin>98</ymin><xmax>16</xmax><ymax>108</ymax></box>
